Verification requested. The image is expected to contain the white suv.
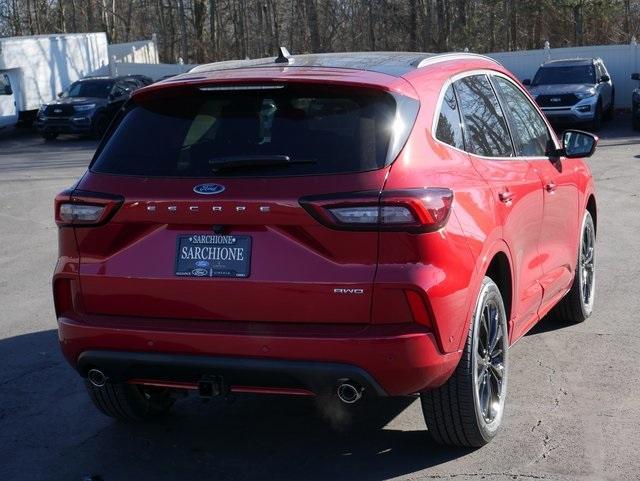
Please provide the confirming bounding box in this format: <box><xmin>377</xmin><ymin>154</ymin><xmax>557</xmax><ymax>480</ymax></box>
<box><xmin>523</xmin><ymin>58</ymin><xmax>614</xmax><ymax>131</ymax></box>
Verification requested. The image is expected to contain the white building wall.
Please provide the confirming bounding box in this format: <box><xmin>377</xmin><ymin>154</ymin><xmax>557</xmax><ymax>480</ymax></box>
<box><xmin>108</xmin><ymin>38</ymin><xmax>159</xmax><ymax>64</ymax></box>
<box><xmin>102</xmin><ymin>36</ymin><xmax>193</xmax><ymax>80</ymax></box>
<box><xmin>487</xmin><ymin>43</ymin><xmax>640</xmax><ymax>108</ymax></box>
<box><xmin>0</xmin><ymin>32</ymin><xmax>109</xmax><ymax>111</ymax></box>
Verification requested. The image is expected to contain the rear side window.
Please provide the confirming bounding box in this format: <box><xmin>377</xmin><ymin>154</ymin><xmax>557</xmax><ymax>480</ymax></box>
<box><xmin>435</xmin><ymin>85</ymin><xmax>464</xmax><ymax>150</ymax></box>
<box><xmin>454</xmin><ymin>75</ymin><xmax>514</xmax><ymax>158</ymax></box>
<box><xmin>112</xmin><ymin>81</ymin><xmax>130</xmax><ymax>97</ymax></box>
<box><xmin>91</xmin><ymin>84</ymin><xmax>419</xmax><ymax>177</ymax></box>
<box><xmin>0</xmin><ymin>74</ymin><xmax>11</xmax><ymax>94</ymax></box>
<box><xmin>492</xmin><ymin>76</ymin><xmax>552</xmax><ymax>157</ymax></box>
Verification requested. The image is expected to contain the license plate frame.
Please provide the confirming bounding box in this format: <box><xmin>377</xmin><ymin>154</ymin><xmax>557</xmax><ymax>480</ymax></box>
<box><xmin>174</xmin><ymin>234</ymin><xmax>252</xmax><ymax>278</ymax></box>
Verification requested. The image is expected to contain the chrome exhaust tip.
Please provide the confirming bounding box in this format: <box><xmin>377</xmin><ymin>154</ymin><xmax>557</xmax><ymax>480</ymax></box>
<box><xmin>87</xmin><ymin>368</ymin><xmax>107</xmax><ymax>387</ymax></box>
<box><xmin>336</xmin><ymin>381</ymin><xmax>363</xmax><ymax>404</ymax></box>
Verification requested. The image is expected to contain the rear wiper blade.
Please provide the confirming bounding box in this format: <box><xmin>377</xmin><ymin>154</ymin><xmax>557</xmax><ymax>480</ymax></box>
<box><xmin>208</xmin><ymin>155</ymin><xmax>316</xmax><ymax>172</ymax></box>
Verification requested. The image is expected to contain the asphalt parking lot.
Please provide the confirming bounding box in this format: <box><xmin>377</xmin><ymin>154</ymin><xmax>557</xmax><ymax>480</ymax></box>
<box><xmin>1</xmin><ymin>118</ymin><xmax>639</xmax><ymax>481</ymax></box>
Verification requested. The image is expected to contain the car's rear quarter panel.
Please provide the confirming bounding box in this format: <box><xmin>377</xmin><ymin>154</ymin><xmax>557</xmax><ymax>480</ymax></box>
<box><xmin>390</xmin><ymin>60</ymin><xmax>518</xmax><ymax>351</ymax></box>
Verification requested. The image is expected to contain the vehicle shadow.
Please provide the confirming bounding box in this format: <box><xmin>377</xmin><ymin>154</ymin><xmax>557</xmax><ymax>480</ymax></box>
<box><xmin>553</xmin><ymin>112</ymin><xmax>640</xmax><ymax>146</ymax></box>
<box><xmin>0</xmin><ymin>130</ymin><xmax>96</xmax><ymax>174</ymax></box>
<box><xmin>0</xmin><ymin>329</ymin><xmax>472</xmax><ymax>481</ymax></box>
<box><xmin>525</xmin><ymin>311</ymin><xmax>572</xmax><ymax>336</ymax></box>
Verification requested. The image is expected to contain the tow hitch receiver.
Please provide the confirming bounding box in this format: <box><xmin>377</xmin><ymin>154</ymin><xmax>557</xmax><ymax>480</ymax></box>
<box><xmin>198</xmin><ymin>374</ymin><xmax>226</xmax><ymax>398</ymax></box>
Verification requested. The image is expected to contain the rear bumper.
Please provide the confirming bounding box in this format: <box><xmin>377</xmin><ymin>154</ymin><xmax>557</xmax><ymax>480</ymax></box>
<box><xmin>79</xmin><ymin>350</ymin><xmax>387</xmax><ymax>396</ymax></box>
<box><xmin>58</xmin><ymin>316</ymin><xmax>460</xmax><ymax>397</ymax></box>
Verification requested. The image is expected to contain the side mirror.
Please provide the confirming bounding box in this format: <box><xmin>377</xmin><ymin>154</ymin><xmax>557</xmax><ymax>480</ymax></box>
<box><xmin>522</xmin><ymin>79</ymin><xmax>531</xmax><ymax>86</ymax></box>
<box><xmin>3</xmin><ymin>85</ymin><xmax>11</xmax><ymax>95</ymax></box>
<box><xmin>632</xmin><ymin>73</ymin><xmax>640</xmax><ymax>81</ymax></box>
<box><xmin>562</xmin><ymin>130</ymin><xmax>598</xmax><ymax>158</ymax></box>
<box><xmin>599</xmin><ymin>74</ymin><xmax>610</xmax><ymax>83</ymax></box>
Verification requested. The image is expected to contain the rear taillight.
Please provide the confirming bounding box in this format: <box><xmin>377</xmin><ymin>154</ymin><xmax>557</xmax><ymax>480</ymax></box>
<box><xmin>55</xmin><ymin>190</ymin><xmax>123</xmax><ymax>227</ymax></box>
<box><xmin>300</xmin><ymin>188</ymin><xmax>453</xmax><ymax>233</ymax></box>
<box><xmin>59</xmin><ymin>204</ymin><xmax>105</xmax><ymax>223</ymax></box>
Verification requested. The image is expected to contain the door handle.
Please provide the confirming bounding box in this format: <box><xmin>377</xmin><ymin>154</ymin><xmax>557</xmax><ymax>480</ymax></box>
<box><xmin>545</xmin><ymin>182</ymin><xmax>557</xmax><ymax>193</ymax></box>
<box><xmin>498</xmin><ymin>190</ymin><xmax>514</xmax><ymax>203</ymax></box>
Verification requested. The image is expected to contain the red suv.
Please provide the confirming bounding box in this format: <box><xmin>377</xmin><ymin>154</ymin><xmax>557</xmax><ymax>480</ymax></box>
<box><xmin>53</xmin><ymin>52</ymin><xmax>598</xmax><ymax>447</ymax></box>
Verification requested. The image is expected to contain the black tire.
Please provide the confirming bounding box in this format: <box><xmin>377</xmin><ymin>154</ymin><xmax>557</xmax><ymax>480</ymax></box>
<box><xmin>421</xmin><ymin>277</ymin><xmax>509</xmax><ymax>447</ymax></box>
<box><xmin>92</xmin><ymin>115</ymin><xmax>109</xmax><ymax>140</ymax></box>
<box><xmin>590</xmin><ymin>101</ymin><xmax>603</xmax><ymax>131</ymax></box>
<box><xmin>85</xmin><ymin>380</ymin><xmax>174</xmax><ymax>421</ymax></box>
<box><xmin>633</xmin><ymin>114</ymin><xmax>640</xmax><ymax>131</ymax></box>
<box><xmin>604</xmin><ymin>91</ymin><xmax>615</xmax><ymax>121</ymax></box>
<box><xmin>42</xmin><ymin>132</ymin><xmax>58</xmax><ymax>141</ymax></box>
<box><xmin>547</xmin><ymin>210</ymin><xmax>596</xmax><ymax>324</ymax></box>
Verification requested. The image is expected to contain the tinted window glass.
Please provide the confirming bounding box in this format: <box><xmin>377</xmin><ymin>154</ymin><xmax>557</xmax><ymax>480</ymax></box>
<box><xmin>122</xmin><ymin>80</ymin><xmax>140</xmax><ymax>91</ymax></box>
<box><xmin>92</xmin><ymin>85</ymin><xmax>417</xmax><ymax>177</ymax></box>
<box><xmin>533</xmin><ymin>65</ymin><xmax>596</xmax><ymax>85</ymax></box>
<box><xmin>455</xmin><ymin>75</ymin><xmax>513</xmax><ymax>157</ymax></box>
<box><xmin>436</xmin><ymin>85</ymin><xmax>464</xmax><ymax>149</ymax></box>
<box><xmin>0</xmin><ymin>74</ymin><xmax>10</xmax><ymax>94</ymax></box>
<box><xmin>493</xmin><ymin>76</ymin><xmax>552</xmax><ymax>157</ymax></box>
<box><xmin>112</xmin><ymin>81</ymin><xmax>130</xmax><ymax>97</ymax></box>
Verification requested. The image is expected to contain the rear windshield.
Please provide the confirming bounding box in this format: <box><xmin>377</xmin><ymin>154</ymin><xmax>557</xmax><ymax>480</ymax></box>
<box><xmin>91</xmin><ymin>84</ymin><xmax>418</xmax><ymax>177</ymax></box>
<box><xmin>532</xmin><ymin>65</ymin><xmax>596</xmax><ymax>86</ymax></box>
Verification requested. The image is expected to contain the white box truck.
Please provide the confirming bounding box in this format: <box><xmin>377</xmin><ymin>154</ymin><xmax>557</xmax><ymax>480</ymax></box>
<box><xmin>0</xmin><ymin>32</ymin><xmax>109</xmax><ymax>129</ymax></box>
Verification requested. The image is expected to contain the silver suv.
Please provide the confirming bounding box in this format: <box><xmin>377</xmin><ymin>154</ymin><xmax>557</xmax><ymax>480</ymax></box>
<box><xmin>523</xmin><ymin>58</ymin><xmax>614</xmax><ymax>130</ymax></box>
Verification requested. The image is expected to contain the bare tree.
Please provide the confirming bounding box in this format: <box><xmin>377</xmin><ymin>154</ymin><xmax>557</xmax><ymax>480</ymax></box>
<box><xmin>0</xmin><ymin>0</ymin><xmax>637</xmax><ymax>63</ymax></box>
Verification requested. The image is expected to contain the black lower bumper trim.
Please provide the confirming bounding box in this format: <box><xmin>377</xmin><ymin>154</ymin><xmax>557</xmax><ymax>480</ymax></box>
<box><xmin>77</xmin><ymin>350</ymin><xmax>388</xmax><ymax>397</ymax></box>
<box><xmin>37</xmin><ymin>125</ymin><xmax>92</xmax><ymax>134</ymax></box>
<box><xmin>546</xmin><ymin>115</ymin><xmax>591</xmax><ymax>124</ymax></box>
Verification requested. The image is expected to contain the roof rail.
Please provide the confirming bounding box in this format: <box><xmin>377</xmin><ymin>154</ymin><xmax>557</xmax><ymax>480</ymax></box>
<box><xmin>415</xmin><ymin>52</ymin><xmax>502</xmax><ymax>69</ymax></box>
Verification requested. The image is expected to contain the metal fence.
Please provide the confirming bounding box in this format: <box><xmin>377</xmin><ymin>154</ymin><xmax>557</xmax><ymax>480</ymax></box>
<box><xmin>108</xmin><ymin>60</ymin><xmax>195</xmax><ymax>80</ymax></box>
<box><xmin>487</xmin><ymin>43</ymin><xmax>640</xmax><ymax>108</ymax></box>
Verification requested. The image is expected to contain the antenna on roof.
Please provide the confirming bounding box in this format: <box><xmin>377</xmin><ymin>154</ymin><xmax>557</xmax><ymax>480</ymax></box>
<box><xmin>275</xmin><ymin>46</ymin><xmax>292</xmax><ymax>64</ymax></box>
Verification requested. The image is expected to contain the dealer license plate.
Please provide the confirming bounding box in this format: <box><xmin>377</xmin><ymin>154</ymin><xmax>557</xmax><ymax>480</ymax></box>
<box><xmin>175</xmin><ymin>234</ymin><xmax>251</xmax><ymax>278</ymax></box>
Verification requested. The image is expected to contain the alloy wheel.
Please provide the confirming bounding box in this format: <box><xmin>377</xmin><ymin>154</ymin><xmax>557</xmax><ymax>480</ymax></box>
<box><xmin>472</xmin><ymin>298</ymin><xmax>508</xmax><ymax>425</ymax></box>
<box><xmin>580</xmin><ymin>217</ymin><xmax>596</xmax><ymax>310</ymax></box>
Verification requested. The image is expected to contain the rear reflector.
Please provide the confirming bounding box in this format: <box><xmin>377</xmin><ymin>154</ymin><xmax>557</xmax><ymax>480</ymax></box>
<box><xmin>55</xmin><ymin>190</ymin><xmax>123</xmax><ymax>227</ymax></box>
<box><xmin>300</xmin><ymin>187</ymin><xmax>453</xmax><ymax>233</ymax></box>
<box><xmin>53</xmin><ymin>278</ymin><xmax>73</xmax><ymax>317</ymax></box>
<box><xmin>405</xmin><ymin>290</ymin><xmax>432</xmax><ymax>328</ymax></box>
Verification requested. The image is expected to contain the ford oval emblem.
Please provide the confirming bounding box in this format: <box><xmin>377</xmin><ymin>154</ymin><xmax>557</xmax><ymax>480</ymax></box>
<box><xmin>193</xmin><ymin>183</ymin><xmax>225</xmax><ymax>195</ymax></box>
